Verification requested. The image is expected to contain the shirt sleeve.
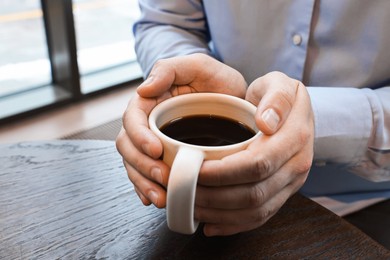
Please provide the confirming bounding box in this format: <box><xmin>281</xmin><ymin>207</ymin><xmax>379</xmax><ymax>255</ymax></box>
<box><xmin>133</xmin><ymin>0</ymin><xmax>211</xmax><ymax>78</ymax></box>
<box><xmin>308</xmin><ymin>86</ymin><xmax>390</xmax><ymax>181</ymax></box>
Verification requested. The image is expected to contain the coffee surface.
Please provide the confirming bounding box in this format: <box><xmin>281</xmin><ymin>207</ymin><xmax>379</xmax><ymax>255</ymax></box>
<box><xmin>160</xmin><ymin>115</ymin><xmax>255</xmax><ymax>146</ymax></box>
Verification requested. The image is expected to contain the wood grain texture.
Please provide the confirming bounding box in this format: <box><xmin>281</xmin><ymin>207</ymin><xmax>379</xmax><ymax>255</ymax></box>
<box><xmin>0</xmin><ymin>140</ymin><xmax>389</xmax><ymax>259</ymax></box>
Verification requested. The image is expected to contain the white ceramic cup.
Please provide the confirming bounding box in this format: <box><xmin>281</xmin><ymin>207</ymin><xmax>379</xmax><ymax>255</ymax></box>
<box><xmin>148</xmin><ymin>93</ymin><xmax>261</xmax><ymax>234</ymax></box>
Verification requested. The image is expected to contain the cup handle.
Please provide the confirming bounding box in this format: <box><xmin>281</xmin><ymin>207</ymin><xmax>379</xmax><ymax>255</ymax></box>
<box><xmin>167</xmin><ymin>146</ymin><xmax>204</xmax><ymax>234</ymax></box>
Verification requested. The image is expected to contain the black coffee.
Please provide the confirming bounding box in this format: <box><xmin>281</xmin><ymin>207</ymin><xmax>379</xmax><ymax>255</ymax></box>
<box><xmin>160</xmin><ymin>115</ymin><xmax>256</xmax><ymax>146</ymax></box>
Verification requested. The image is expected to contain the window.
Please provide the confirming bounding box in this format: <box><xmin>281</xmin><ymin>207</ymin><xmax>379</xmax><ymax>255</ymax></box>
<box><xmin>0</xmin><ymin>0</ymin><xmax>142</xmax><ymax>122</ymax></box>
<box><xmin>73</xmin><ymin>0</ymin><xmax>141</xmax><ymax>93</ymax></box>
<box><xmin>0</xmin><ymin>0</ymin><xmax>51</xmax><ymax>97</ymax></box>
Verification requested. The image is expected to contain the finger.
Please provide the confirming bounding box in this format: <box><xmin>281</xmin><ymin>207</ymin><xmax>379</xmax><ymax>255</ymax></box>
<box><xmin>199</xmin><ymin>84</ymin><xmax>312</xmax><ymax>187</ymax></box>
<box><xmin>136</xmin><ymin>57</ymin><xmax>197</xmax><ymax>98</ymax></box>
<box><xmin>203</xmin><ymin>221</ymin><xmax>263</xmax><ymax>237</ymax></box>
<box><xmin>195</xmin><ymin>165</ymin><xmax>294</xmax><ymax>210</ymax></box>
<box><xmin>196</xmin><ymin>178</ymin><xmax>301</xmax><ymax>227</ymax></box>
<box><xmin>116</xmin><ymin>129</ymin><xmax>169</xmax><ymax>188</ymax></box>
<box><xmin>138</xmin><ymin>54</ymin><xmax>247</xmax><ymax>98</ymax></box>
<box><xmin>134</xmin><ymin>186</ymin><xmax>152</xmax><ymax>206</ymax></box>
<box><xmin>195</xmin><ymin>206</ymin><xmax>269</xmax><ymax>236</ymax></box>
<box><xmin>124</xmin><ymin>160</ymin><xmax>167</xmax><ymax>208</ymax></box>
<box><xmin>203</xmin><ymin>186</ymin><xmax>290</xmax><ymax>236</ymax></box>
<box><xmin>246</xmin><ymin>71</ymin><xmax>301</xmax><ymax>135</ymax></box>
<box><xmin>120</xmin><ymin>95</ymin><xmax>163</xmax><ymax>159</ymax></box>
<box><xmin>198</xmin><ymin>134</ymin><xmax>299</xmax><ymax>186</ymax></box>
<box><xmin>198</xmin><ymin>183</ymin><xmax>299</xmax><ymax>237</ymax></box>
<box><xmin>196</xmin><ymin>145</ymin><xmax>310</xmax><ymax>211</ymax></box>
<box><xmin>198</xmin><ymin>128</ymin><xmax>312</xmax><ymax>236</ymax></box>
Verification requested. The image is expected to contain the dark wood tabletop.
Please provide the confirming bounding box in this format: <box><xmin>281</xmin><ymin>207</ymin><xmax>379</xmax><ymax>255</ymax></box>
<box><xmin>1</xmin><ymin>140</ymin><xmax>389</xmax><ymax>259</ymax></box>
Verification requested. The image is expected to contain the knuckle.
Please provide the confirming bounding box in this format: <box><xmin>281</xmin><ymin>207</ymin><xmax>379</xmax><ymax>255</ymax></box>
<box><xmin>253</xmin><ymin>156</ymin><xmax>272</xmax><ymax>177</ymax></box>
<box><xmin>253</xmin><ymin>207</ymin><xmax>272</xmax><ymax>224</ymax></box>
<box><xmin>267</xmin><ymin>71</ymin><xmax>286</xmax><ymax>78</ymax></box>
<box><xmin>251</xmin><ymin>76</ymin><xmax>264</xmax><ymax>87</ymax></box>
<box><xmin>122</xmin><ymin>110</ymin><xmax>131</xmax><ymax>126</ymax></box>
<box><xmin>115</xmin><ymin>130</ymin><xmax>125</xmax><ymax>154</ymax></box>
<box><xmin>297</xmin><ymin>126</ymin><xmax>310</xmax><ymax>143</ymax></box>
<box><xmin>247</xmin><ymin>186</ymin><xmax>265</xmax><ymax>207</ymax></box>
<box><xmin>125</xmin><ymin>148</ymin><xmax>145</xmax><ymax>174</ymax></box>
<box><xmin>124</xmin><ymin>163</ymin><xmax>138</xmax><ymax>184</ymax></box>
<box><xmin>131</xmin><ymin>153</ymin><xmax>144</xmax><ymax>171</ymax></box>
<box><xmin>295</xmin><ymin>158</ymin><xmax>312</xmax><ymax>179</ymax></box>
<box><xmin>301</xmin><ymin>157</ymin><xmax>313</xmax><ymax>174</ymax></box>
<box><xmin>264</xmin><ymin>71</ymin><xmax>288</xmax><ymax>85</ymax></box>
<box><xmin>274</xmin><ymin>88</ymin><xmax>294</xmax><ymax>109</ymax></box>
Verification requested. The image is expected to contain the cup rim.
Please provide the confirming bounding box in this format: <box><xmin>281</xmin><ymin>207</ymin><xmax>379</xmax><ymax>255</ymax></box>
<box><xmin>149</xmin><ymin>93</ymin><xmax>261</xmax><ymax>151</ymax></box>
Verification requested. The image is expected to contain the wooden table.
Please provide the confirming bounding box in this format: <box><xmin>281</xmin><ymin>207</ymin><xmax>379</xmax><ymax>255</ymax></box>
<box><xmin>1</xmin><ymin>140</ymin><xmax>389</xmax><ymax>259</ymax></box>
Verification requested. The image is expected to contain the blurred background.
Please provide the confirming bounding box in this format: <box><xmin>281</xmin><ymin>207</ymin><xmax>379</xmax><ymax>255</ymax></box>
<box><xmin>0</xmin><ymin>0</ymin><xmax>142</xmax><ymax>142</ymax></box>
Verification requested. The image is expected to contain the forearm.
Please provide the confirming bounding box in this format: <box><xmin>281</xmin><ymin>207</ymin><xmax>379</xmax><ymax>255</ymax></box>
<box><xmin>134</xmin><ymin>0</ymin><xmax>211</xmax><ymax>77</ymax></box>
<box><xmin>308</xmin><ymin>86</ymin><xmax>390</xmax><ymax>181</ymax></box>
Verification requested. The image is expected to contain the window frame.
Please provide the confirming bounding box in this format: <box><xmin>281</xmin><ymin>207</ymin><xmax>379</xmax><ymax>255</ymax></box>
<box><xmin>0</xmin><ymin>0</ymin><xmax>141</xmax><ymax>123</ymax></box>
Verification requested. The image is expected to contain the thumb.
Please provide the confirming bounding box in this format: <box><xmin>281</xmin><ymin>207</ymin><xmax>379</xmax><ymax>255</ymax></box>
<box><xmin>137</xmin><ymin>54</ymin><xmax>207</xmax><ymax>98</ymax></box>
<box><xmin>246</xmin><ymin>72</ymin><xmax>301</xmax><ymax>135</ymax></box>
<box><xmin>137</xmin><ymin>62</ymin><xmax>176</xmax><ymax>98</ymax></box>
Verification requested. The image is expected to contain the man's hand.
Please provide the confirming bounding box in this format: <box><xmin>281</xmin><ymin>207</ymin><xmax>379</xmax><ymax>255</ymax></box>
<box><xmin>195</xmin><ymin>71</ymin><xmax>315</xmax><ymax>236</ymax></box>
<box><xmin>116</xmin><ymin>53</ymin><xmax>248</xmax><ymax>208</ymax></box>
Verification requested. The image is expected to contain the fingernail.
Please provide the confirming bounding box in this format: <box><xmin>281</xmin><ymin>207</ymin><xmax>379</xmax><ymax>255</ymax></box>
<box><xmin>151</xmin><ymin>167</ymin><xmax>163</xmax><ymax>185</ymax></box>
<box><xmin>148</xmin><ymin>190</ymin><xmax>159</xmax><ymax>206</ymax></box>
<box><xmin>261</xmin><ymin>108</ymin><xmax>280</xmax><ymax>132</ymax></box>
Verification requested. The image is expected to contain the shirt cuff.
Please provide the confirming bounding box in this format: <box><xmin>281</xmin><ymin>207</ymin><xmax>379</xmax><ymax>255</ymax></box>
<box><xmin>307</xmin><ymin>87</ymin><xmax>373</xmax><ymax>165</ymax></box>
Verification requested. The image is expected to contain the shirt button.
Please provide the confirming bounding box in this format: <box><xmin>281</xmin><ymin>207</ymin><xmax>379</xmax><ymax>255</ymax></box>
<box><xmin>292</xmin><ymin>34</ymin><xmax>302</xmax><ymax>46</ymax></box>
